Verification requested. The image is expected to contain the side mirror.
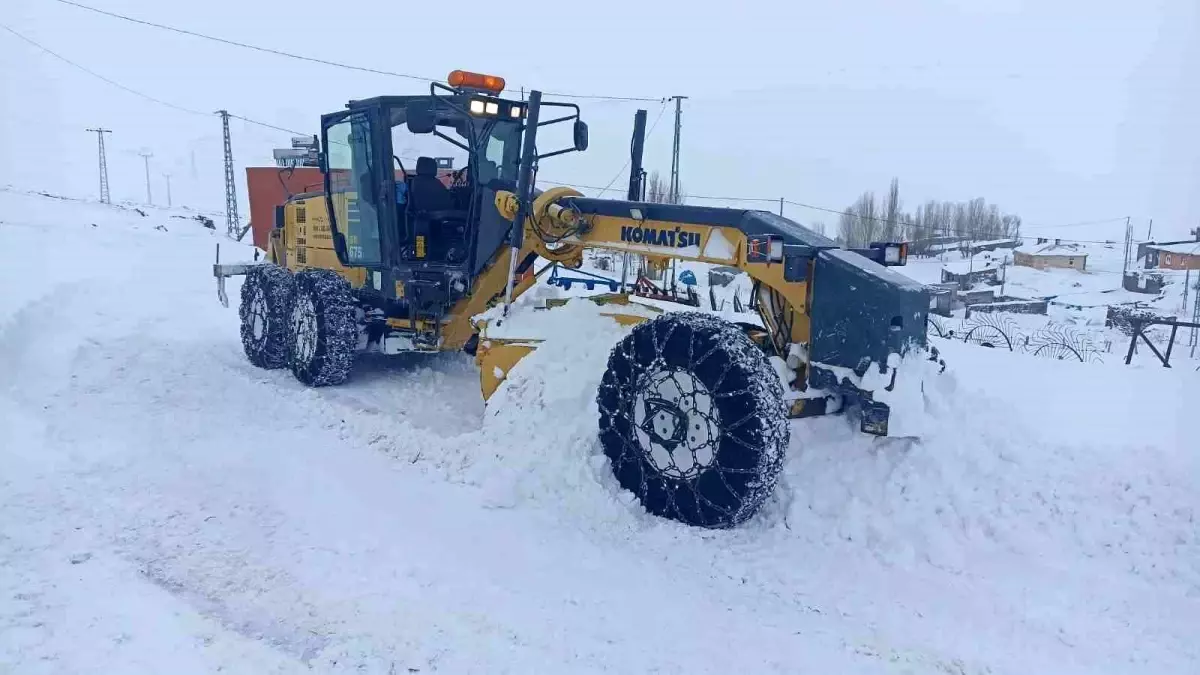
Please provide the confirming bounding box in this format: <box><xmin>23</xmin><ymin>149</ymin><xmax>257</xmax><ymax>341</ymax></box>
<box><xmin>406</xmin><ymin>100</ymin><xmax>436</xmax><ymax>134</ymax></box>
<box><xmin>317</xmin><ymin>151</ymin><xmax>327</xmax><ymax>173</ymax></box>
<box><xmin>573</xmin><ymin>120</ymin><xmax>589</xmax><ymax>152</ymax></box>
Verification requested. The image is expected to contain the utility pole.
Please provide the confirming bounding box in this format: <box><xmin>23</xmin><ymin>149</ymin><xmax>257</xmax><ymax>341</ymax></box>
<box><xmin>1190</xmin><ymin>266</ymin><xmax>1200</xmax><ymax>355</ymax></box>
<box><xmin>216</xmin><ymin>110</ymin><xmax>242</xmax><ymax>239</ymax></box>
<box><xmin>1122</xmin><ymin>216</ymin><xmax>1132</xmax><ymax>276</ymax></box>
<box><xmin>1184</xmin><ymin>269</ymin><xmax>1191</xmax><ymax>313</ymax></box>
<box><xmin>137</xmin><ymin>150</ymin><xmax>153</xmax><ymax>204</ymax></box>
<box><xmin>86</xmin><ymin>128</ymin><xmax>112</xmax><ymax>204</ymax></box>
<box><xmin>1146</xmin><ymin>218</ymin><xmax>1154</xmax><ymax>241</ymax></box>
<box><xmin>668</xmin><ymin>95</ymin><xmax>687</xmax><ymax>204</ymax></box>
<box><xmin>779</xmin><ymin>197</ymin><xmax>784</xmax><ymax>217</ymax></box>
<box><xmin>162</xmin><ymin>173</ymin><xmax>172</xmax><ymax>207</ymax></box>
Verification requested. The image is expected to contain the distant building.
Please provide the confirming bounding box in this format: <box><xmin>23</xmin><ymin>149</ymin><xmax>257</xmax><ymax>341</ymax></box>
<box><xmin>1013</xmin><ymin>239</ymin><xmax>1087</xmax><ymax>271</ymax></box>
<box><xmin>925</xmin><ymin>238</ymin><xmax>1019</xmax><ymax>257</ymax></box>
<box><xmin>940</xmin><ymin>263</ymin><xmax>1000</xmax><ymax>290</ymax></box>
<box><xmin>964</xmin><ymin>238</ymin><xmax>1020</xmax><ymax>256</ymax></box>
<box><xmin>1140</xmin><ymin>240</ymin><xmax>1200</xmax><ymax>270</ymax></box>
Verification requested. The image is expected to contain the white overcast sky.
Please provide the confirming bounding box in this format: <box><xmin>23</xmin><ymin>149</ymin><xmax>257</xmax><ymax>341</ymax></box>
<box><xmin>2</xmin><ymin>0</ymin><xmax>1197</xmax><ymax>241</ymax></box>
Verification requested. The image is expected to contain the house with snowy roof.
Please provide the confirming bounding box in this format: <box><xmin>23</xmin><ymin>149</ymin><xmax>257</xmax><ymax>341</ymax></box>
<box><xmin>1139</xmin><ymin>240</ymin><xmax>1200</xmax><ymax>270</ymax></box>
<box><xmin>1013</xmin><ymin>239</ymin><xmax>1087</xmax><ymax>271</ymax></box>
<box><xmin>939</xmin><ymin>257</ymin><xmax>1001</xmax><ymax>289</ymax></box>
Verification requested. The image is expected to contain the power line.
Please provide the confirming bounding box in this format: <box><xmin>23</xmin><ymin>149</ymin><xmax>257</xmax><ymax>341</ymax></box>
<box><xmin>3</xmin><ymin>22</ymin><xmax>311</xmax><ymax>139</ymax></box>
<box><xmin>227</xmin><ymin>114</ymin><xmax>309</xmax><ymax>137</ymax></box>
<box><xmin>6</xmin><ymin>18</ymin><xmax>1153</xmax><ymax>236</ymax></box>
<box><xmin>51</xmin><ymin>0</ymin><xmax>664</xmax><ymax>103</ymax></box>
<box><xmin>0</xmin><ymin>22</ymin><xmax>207</xmax><ymax>116</ymax></box>
<box><xmin>1019</xmin><ymin>217</ymin><xmax>1130</xmax><ymax>233</ymax></box>
<box><xmin>53</xmin><ymin>0</ymin><xmax>431</xmax><ymax>81</ymax></box>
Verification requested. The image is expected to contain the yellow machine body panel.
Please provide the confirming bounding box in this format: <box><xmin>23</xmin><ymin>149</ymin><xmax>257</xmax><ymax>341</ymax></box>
<box><xmin>270</xmin><ymin>194</ymin><xmax>368</xmax><ymax>290</ymax></box>
<box><xmin>475</xmin><ymin>188</ymin><xmax>828</xmax><ymax>406</ymax></box>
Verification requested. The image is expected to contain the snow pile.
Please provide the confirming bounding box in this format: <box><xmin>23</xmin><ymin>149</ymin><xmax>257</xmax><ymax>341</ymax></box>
<box><xmin>2</xmin><ymin>190</ymin><xmax>1197</xmax><ymax>674</ymax></box>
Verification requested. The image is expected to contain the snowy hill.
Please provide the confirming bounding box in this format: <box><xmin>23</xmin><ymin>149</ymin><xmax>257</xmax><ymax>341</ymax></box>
<box><xmin>1</xmin><ymin>190</ymin><xmax>1197</xmax><ymax>674</ymax></box>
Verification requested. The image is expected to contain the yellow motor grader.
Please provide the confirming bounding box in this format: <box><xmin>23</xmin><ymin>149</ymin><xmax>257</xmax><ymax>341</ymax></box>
<box><xmin>214</xmin><ymin>70</ymin><xmax>932</xmax><ymax>528</ymax></box>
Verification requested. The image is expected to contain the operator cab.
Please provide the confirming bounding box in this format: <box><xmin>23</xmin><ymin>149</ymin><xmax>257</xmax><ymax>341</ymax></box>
<box><xmin>316</xmin><ymin>70</ymin><xmax>587</xmax><ymax>345</ymax></box>
<box><xmin>319</xmin><ymin>74</ymin><xmax>526</xmax><ymax>282</ymax></box>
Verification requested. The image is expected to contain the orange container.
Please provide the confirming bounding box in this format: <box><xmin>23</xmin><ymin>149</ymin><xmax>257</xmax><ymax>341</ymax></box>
<box><xmin>245</xmin><ymin>167</ymin><xmax>324</xmax><ymax>251</ymax></box>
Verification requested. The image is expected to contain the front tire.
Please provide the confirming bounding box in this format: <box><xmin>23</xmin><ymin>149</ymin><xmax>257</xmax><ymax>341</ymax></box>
<box><xmin>597</xmin><ymin>312</ymin><xmax>789</xmax><ymax>528</ymax></box>
<box><xmin>288</xmin><ymin>269</ymin><xmax>357</xmax><ymax>387</ymax></box>
<box><xmin>239</xmin><ymin>264</ymin><xmax>294</xmax><ymax>369</ymax></box>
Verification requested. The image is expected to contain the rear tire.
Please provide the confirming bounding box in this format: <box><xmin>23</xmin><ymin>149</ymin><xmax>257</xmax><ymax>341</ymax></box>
<box><xmin>597</xmin><ymin>312</ymin><xmax>789</xmax><ymax>528</ymax></box>
<box><xmin>239</xmin><ymin>264</ymin><xmax>294</xmax><ymax>369</ymax></box>
<box><xmin>288</xmin><ymin>269</ymin><xmax>357</xmax><ymax>387</ymax></box>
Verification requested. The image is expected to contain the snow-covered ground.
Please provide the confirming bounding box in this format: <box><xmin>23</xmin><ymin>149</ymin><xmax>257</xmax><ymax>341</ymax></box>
<box><xmin>1</xmin><ymin>189</ymin><xmax>1197</xmax><ymax>674</ymax></box>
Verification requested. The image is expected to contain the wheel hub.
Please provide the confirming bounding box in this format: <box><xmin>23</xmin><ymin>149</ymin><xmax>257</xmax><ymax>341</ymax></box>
<box><xmin>633</xmin><ymin>368</ymin><xmax>722</xmax><ymax>480</ymax></box>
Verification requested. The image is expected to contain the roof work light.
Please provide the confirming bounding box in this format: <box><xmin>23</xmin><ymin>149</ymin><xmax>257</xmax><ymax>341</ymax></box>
<box><xmin>448</xmin><ymin>70</ymin><xmax>506</xmax><ymax>94</ymax></box>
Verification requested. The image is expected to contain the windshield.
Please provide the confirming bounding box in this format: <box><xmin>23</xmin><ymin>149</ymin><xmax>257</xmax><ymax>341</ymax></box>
<box><xmin>386</xmin><ymin>103</ymin><xmax>520</xmax><ymax>184</ymax></box>
<box><xmin>478</xmin><ymin>121</ymin><xmax>520</xmax><ymax>185</ymax></box>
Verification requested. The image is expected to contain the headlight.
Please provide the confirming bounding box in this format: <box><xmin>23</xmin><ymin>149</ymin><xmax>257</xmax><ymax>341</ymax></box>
<box><xmin>485</xmin><ymin>102</ymin><xmax>500</xmax><ymax>115</ymax></box>
<box><xmin>510</xmin><ymin>105</ymin><xmax>522</xmax><ymax>118</ymax></box>
<box><xmin>469</xmin><ymin>99</ymin><xmax>485</xmax><ymax>115</ymax></box>
<box><xmin>884</xmin><ymin>245</ymin><xmax>901</xmax><ymax>264</ymax></box>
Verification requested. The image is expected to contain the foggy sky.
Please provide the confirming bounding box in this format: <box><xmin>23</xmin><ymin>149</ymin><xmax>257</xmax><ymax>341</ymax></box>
<box><xmin>2</xmin><ymin>0</ymin><xmax>1196</xmax><ymax>242</ymax></box>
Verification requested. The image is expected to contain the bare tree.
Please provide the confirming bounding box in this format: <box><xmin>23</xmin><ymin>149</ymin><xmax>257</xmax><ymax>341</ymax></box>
<box><xmin>645</xmin><ymin>170</ymin><xmax>684</xmax><ymax>204</ymax></box>
<box><xmin>838</xmin><ymin>191</ymin><xmax>881</xmax><ymax>247</ymax></box>
<box><xmin>1001</xmin><ymin>213</ymin><xmax>1022</xmax><ymax>239</ymax></box>
<box><xmin>966</xmin><ymin>197</ymin><xmax>987</xmax><ymax>241</ymax></box>
<box><xmin>839</xmin><ymin>180</ymin><xmax>1023</xmax><ymax>253</ymax></box>
<box><xmin>953</xmin><ymin>202</ymin><xmax>969</xmax><ymax>239</ymax></box>
<box><xmin>809</xmin><ymin>220</ymin><xmax>827</xmax><ymax>237</ymax></box>
<box><xmin>881</xmin><ymin>177</ymin><xmax>901</xmax><ymax>241</ymax></box>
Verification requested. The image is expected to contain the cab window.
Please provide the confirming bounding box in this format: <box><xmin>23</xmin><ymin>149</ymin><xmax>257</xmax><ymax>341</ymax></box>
<box><xmin>325</xmin><ymin>113</ymin><xmax>382</xmax><ymax>265</ymax></box>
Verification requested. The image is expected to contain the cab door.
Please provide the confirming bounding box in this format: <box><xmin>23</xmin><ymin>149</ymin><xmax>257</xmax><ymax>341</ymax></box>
<box><xmin>321</xmin><ymin>108</ymin><xmax>393</xmax><ymax>270</ymax></box>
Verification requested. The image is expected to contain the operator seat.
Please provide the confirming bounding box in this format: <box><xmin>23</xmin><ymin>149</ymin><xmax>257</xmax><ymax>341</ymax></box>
<box><xmin>410</xmin><ymin>156</ymin><xmax>454</xmax><ymax>212</ymax></box>
<box><xmin>408</xmin><ymin>156</ymin><xmax>467</xmax><ymax>262</ymax></box>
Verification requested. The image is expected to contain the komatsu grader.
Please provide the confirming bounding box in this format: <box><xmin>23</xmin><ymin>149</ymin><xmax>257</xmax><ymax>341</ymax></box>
<box><xmin>214</xmin><ymin>70</ymin><xmax>932</xmax><ymax>528</ymax></box>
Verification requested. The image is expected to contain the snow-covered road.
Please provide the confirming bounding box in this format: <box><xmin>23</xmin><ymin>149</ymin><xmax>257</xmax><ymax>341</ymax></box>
<box><xmin>1</xmin><ymin>189</ymin><xmax>1196</xmax><ymax>674</ymax></box>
